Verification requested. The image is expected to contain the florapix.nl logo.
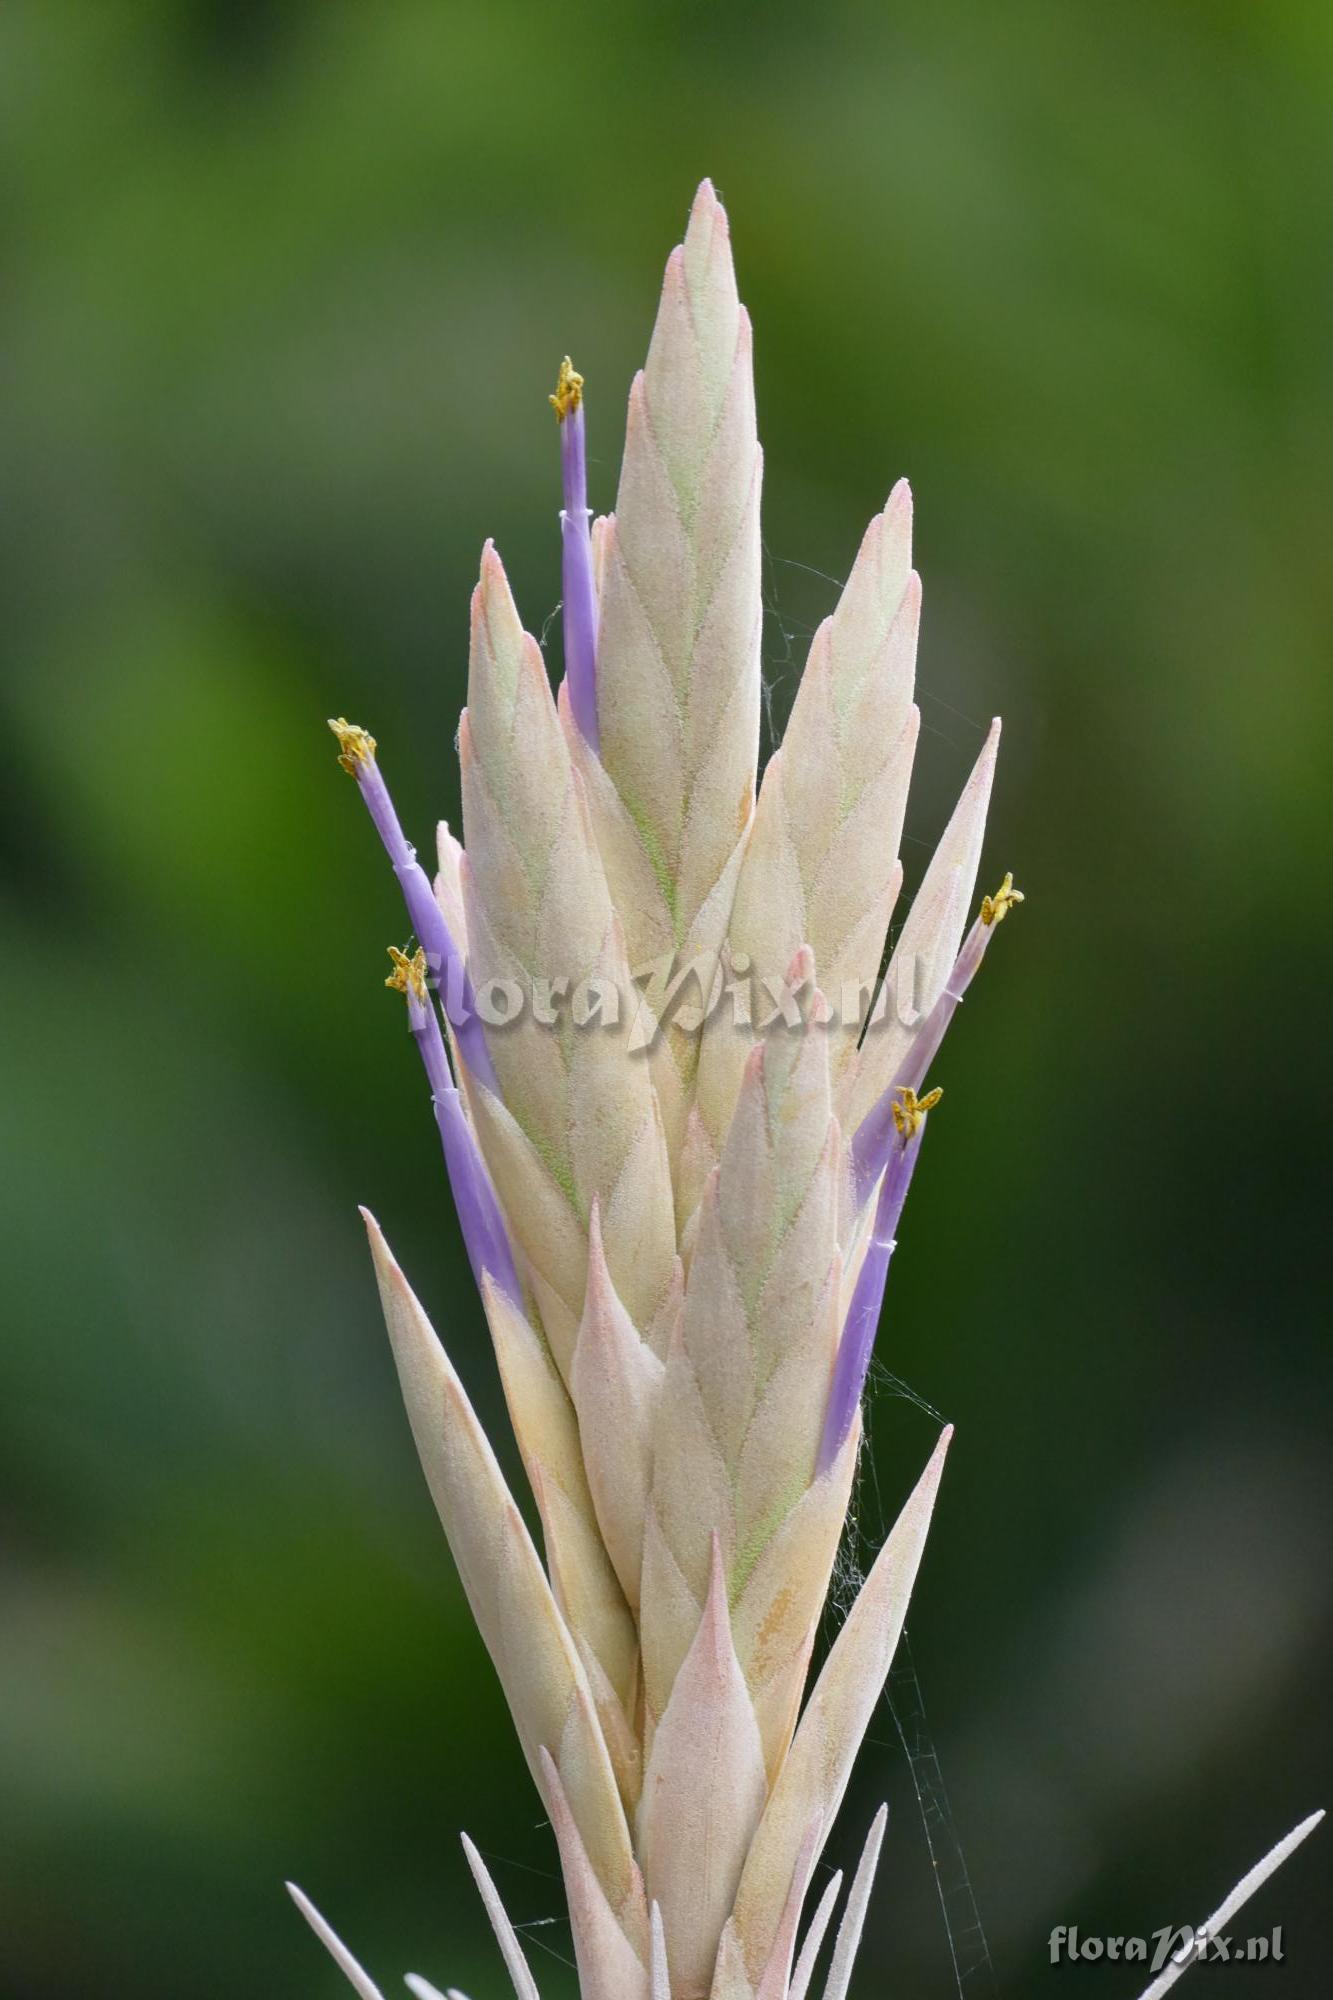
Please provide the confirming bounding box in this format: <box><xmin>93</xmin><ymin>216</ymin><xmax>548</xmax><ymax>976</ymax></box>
<box><xmin>1049</xmin><ymin>1923</ymin><xmax>1285</xmax><ymax>1971</ymax></box>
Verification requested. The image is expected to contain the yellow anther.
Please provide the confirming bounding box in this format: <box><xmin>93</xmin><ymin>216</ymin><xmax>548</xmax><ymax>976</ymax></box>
<box><xmin>328</xmin><ymin>717</ymin><xmax>377</xmax><ymax>774</ymax></box>
<box><xmin>891</xmin><ymin>1084</ymin><xmax>942</xmax><ymax>1142</ymax></box>
<box><xmin>385</xmin><ymin>945</ymin><xmax>428</xmax><ymax>1003</ymax></box>
<box><xmin>549</xmin><ymin>356</ymin><xmax>584</xmax><ymax>421</ymax></box>
<box><xmin>981</xmin><ymin>871</ymin><xmax>1024</xmax><ymax>927</ymax></box>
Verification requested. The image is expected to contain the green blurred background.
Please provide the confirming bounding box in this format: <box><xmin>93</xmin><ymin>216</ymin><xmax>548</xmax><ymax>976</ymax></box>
<box><xmin>2</xmin><ymin>2</ymin><xmax>1329</xmax><ymax>1994</ymax></box>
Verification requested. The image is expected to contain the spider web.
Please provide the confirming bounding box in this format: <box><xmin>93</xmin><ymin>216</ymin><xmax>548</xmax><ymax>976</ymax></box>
<box><xmin>828</xmin><ymin>1366</ymin><xmax>998</xmax><ymax>1999</ymax></box>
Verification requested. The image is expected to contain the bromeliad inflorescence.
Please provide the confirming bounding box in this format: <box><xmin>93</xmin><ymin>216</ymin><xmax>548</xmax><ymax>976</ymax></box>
<box><xmin>296</xmin><ymin>181</ymin><xmax>1024</xmax><ymax>2000</ymax></box>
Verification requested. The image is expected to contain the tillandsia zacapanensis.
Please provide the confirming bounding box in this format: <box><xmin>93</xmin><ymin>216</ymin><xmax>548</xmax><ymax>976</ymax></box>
<box><xmin>289</xmin><ymin>178</ymin><xmax>1325</xmax><ymax>2000</ymax></box>
<box><xmin>297</xmin><ymin>178</ymin><xmax>1025</xmax><ymax>2000</ymax></box>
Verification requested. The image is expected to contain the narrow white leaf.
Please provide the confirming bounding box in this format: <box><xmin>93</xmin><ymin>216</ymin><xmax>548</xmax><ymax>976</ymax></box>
<box><xmin>1135</xmin><ymin>1810</ymin><xmax>1324</xmax><ymax>2000</ymax></box>
<box><xmin>365</xmin><ymin>1211</ymin><xmax>635</xmax><ymax>1912</ymax></box>
<box><xmin>460</xmin><ymin>1834</ymin><xmax>541</xmax><ymax>2000</ymax></box>
<box><xmin>711</xmin><ymin>1823</ymin><xmax>823</xmax><ymax>2000</ymax></box>
<box><xmin>787</xmin><ymin>1871</ymin><xmax>842</xmax><ymax>2000</ymax></box>
<box><xmin>540</xmin><ymin>1747</ymin><xmax>650</xmax><ymax>2000</ymax></box>
<box><xmin>755</xmin><ymin>1819</ymin><xmax>825</xmax><ymax>2000</ymax></box>
<box><xmin>649</xmin><ymin>1902</ymin><xmax>671</xmax><ymax>2000</ymax></box>
<box><xmin>286</xmin><ymin>1883</ymin><xmax>386</xmax><ymax>2000</ymax></box>
<box><xmin>821</xmin><ymin>1805</ymin><xmax>887</xmax><ymax>2000</ymax></box>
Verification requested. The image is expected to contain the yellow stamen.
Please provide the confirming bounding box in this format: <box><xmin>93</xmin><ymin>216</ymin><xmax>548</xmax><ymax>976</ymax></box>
<box><xmin>891</xmin><ymin>1084</ymin><xmax>942</xmax><ymax>1142</ymax></box>
<box><xmin>328</xmin><ymin>717</ymin><xmax>377</xmax><ymax>775</ymax></box>
<box><xmin>549</xmin><ymin>356</ymin><xmax>584</xmax><ymax>422</ymax></box>
<box><xmin>385</xmin><ymin>945</ymin><xmax>428</xmax><ymax>1003</ymax></box>
<box><xmin>981</xmin><ymin>871</ymin><xmax>1024</xmax><ymax>927</ymax></box>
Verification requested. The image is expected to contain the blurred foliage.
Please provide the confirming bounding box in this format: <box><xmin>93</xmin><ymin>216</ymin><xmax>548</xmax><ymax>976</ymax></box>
<box><xmin>1</xmin><ymin>2</ymin><xmax>1329</xmax><ymax>1995</ymax></box>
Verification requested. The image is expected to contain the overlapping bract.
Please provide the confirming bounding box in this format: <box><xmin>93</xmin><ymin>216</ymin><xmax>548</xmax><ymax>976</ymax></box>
<box><xmin>320</xmin><ymin>181</ymin><xmax>1015</xmax><ymax>2000</ymax></box>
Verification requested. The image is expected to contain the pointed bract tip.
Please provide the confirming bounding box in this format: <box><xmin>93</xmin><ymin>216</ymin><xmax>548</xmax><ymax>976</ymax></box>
<box><xmin>689</xmin><ymin>177</ymin><xmax>725</xmax><ymax>228</ymax></box>
<box><xmin>550</xmin><ymin>355</ymin><xmax>584</xmax><ymax>420</ymax></box>
<box><xmin>477</xmin><ymin>538</ymin><xmax>520</xmax><ymax>609</ymax></box>
<box><xmin>329</xmin><ymin>716</ymin><xmax>376</xmax><ymax>774</ymax></box>
<box><xmin>475</xmin><ymin>542</ymin><xmax>523</xmax><ymax>631</ymax></box>
<box><xmin>784</xmin><ymin>942</ymin><xmax>817</xmax><ymax>990</ymax></box>
<box><xmin>360</xmin><ymin>1210</ymin><xmax>398</xmax><ymax>1278</ymax></box>
<box><xmin>287</xmin><ymin>1883</ymin><xmax>386</xmax><ymax>2000</ymax></box>
<box><xmin>581</xmin><ymin>1201</ymin><xmax>622</xmax><ymax>1324</ymax></box>
<box><xmin>708</xmin><ymin>1527</ymin><xmax>727</xmax><ymax>1597</ymax></box>
<box><xmin>680</xmin><ymin>178</ymin><xmax>734</xmax><ymax>278</ymax></box>
<box><xmin>662</xmin><ymin>237</ymin><xmax>687</xmax><ymax>280</ymax></box>
<box><xmin>957</xmin><ymin>716</ymin><xmax>1001</xmax><ymax>792</ymax></box>
<box><xmin>536</xmin><ymin>1742</ymin><xmax>562</xmax><ymax>1799</ymax></box>
<box><xmin>698</xmin><ymin>1532</ymin><xmax>736</xmax><ymax>1673</ymax></box>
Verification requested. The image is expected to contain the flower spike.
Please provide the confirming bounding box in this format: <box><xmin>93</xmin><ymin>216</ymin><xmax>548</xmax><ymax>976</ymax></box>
<box><xmin>329</xmin><ymin>718</ymin><xmax>497</xmax><ymax>1092</ymax></box>
<box><xmin>327</xmin><ymin>185</ymin><xmax>1029</xmax><ymax>2000</ymax></box>
<box><xmin>551</xmin><ymin>357</ymin><xmax>600</xmax><ymax>751</ymax></box>
<box><xmin>385</xmin><ymin>948</ymin><xmax>521</xmax><ymax>1307</ymax></box>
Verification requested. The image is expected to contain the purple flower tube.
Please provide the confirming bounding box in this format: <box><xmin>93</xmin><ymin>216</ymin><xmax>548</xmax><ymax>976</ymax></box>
<box><xmin>387</xmin><ymin>949</ymin><xmax>521</xmax><ymax>1309</ymax></box>
<box><xmin>330</xmin><ymin>719</ymin><xmax>497</xmax><ymax>1094</ymax></box>
<box><xmin>818</xmin><ymin>1102</ymin><xmax>932</xmax><ymax>1474</ymax></box>
<box><xmin>550</xmin><ymin>358</ymin><xmax>599</xmax><ymax>752</ymax></box>
<box><xmin>851</xmin><ymin>873</ymin><xmax>1021</xmax><ymax>1206</ymax></box>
